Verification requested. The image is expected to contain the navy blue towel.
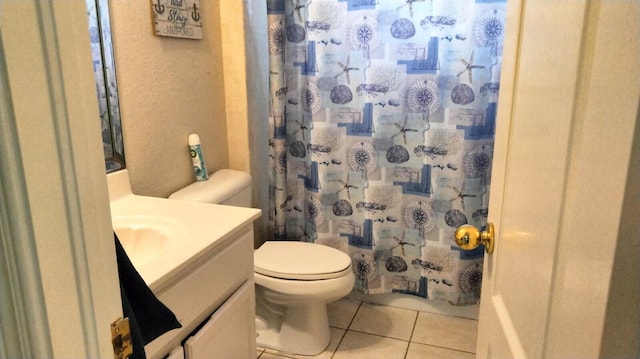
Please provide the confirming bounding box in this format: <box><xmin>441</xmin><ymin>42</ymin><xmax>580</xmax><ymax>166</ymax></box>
<box><xmin>114</xmin><ymin>233</ymin><xmax>182</xmax><ymax>359</ymax></box>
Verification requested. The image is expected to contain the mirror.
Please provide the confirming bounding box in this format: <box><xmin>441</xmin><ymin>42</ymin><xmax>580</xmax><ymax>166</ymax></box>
<box><xmin>86</xmin><ymin>0</ymin><xmax>125</xmax><ymax>172</ymax></box>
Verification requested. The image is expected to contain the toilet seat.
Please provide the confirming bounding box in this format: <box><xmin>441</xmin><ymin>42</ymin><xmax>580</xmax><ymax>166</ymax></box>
<box><xmin>254</xmin><ymin>241</ymin><xmax>352</xmax><ymax>280</ymax></box>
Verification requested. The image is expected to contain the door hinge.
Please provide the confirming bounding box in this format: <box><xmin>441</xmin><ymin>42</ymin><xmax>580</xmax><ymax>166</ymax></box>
<box><xmin>111</xmin><ymin>317</ymin><xmax>133</xmax><ymax>359</ymax></box>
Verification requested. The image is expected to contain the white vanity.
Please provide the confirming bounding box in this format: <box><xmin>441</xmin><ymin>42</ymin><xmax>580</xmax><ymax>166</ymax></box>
<box><xmin>107</xmin><ymin>170</ymin><xmax>261</xmax><ymax>359</ymax></box>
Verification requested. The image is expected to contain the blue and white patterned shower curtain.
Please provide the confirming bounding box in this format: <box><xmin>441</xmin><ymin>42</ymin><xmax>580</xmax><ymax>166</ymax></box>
<box><xmin>266</xmin><ymin>0</ymin><xmax>506</xmax><ymax>306</ymax></box>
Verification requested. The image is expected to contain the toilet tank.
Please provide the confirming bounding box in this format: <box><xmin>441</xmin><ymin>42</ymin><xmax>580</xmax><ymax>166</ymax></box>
<box><xmin>169</xmin><ymin>169</ymin><xmax>253</xmax><ymax>207</ymax></box>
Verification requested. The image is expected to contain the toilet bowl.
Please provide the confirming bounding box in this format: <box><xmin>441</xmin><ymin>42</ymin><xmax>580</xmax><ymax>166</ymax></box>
<box><xmin>169</xmin><ymin>170</ymin><xmax>356</xmax><ymax>355</ymax></box>
<box><xmin>253</xmin><ymin>241</ymin><xmax>355</xmax><ymax>355</ymax></box>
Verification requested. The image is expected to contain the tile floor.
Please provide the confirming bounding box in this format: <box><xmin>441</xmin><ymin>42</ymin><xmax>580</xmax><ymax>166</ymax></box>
<box><xmin>256</xmin><ymin>298</ymin><xmax>478</xmax><ymax>359</ymax></box>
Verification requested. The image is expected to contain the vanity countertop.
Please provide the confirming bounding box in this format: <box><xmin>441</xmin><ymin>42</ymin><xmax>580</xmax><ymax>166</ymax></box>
<box><xmin>107</xmin><ymin>170</ymin><xmax>261</xmax><ymax>292</ymax></box>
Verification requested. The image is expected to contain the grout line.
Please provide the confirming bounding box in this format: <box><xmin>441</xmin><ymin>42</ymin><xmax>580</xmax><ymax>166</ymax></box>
<box><xmin>346</xmin><ymin>300</ymin><xmax>363</xmax><ymax>330</ymax></box>
<box><xmin>420</xmin><ymin>310</ymin><xmax>479</xmax><ymax>322</ymax></box>
<box><xmin>412</xmin><ymin>342</ymin><xmax>477</xmax><ymax>355</ymax></box>
<box><xmin>404</xmin><ymin>310</ymin><xmax>420</xmax><ymax>358</ymax></box>
<box><xmin>264</xmin><ymin>350</ymin><xmax>296</xmax><ymax>359</ymax></box>
<box><xmin>330</xmin><ymin>301</ymin><xmax>361</xmax><ymax>359</ymax></box>
<box><xmin>408</xmin><ymin>310</ymin><xmax>420</xmax><ymax>342</ymax></box>
<box><xmin>344</xmin><ymin>328</ymin><xmax>411</xmax><ymax>343</ymax></box>
<box><xmin>329</xmin><ymin>328</ymin><xmax>348</xmax><ymax>359</ymax></box>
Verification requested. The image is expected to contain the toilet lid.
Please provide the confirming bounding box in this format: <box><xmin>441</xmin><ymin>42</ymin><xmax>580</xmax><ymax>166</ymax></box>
<box><xmin>254</xmin><ymin>241</ymin><xmax>352</xmax><ymax>280</ymax></box>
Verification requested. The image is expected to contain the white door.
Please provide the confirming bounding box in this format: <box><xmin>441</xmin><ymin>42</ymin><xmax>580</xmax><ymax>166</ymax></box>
<box><xmin>475</xmin><ymin>1</ymin><xmax>640</xmax><ymax>358</ymax></box>
<box><xmin>0</xmin><ymin>1</ymin><xmax>122</xmax><ymax>358</ymax></box>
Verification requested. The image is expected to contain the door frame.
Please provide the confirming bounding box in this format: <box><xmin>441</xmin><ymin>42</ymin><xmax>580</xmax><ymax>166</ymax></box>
<box><xmin>0</xmin><ymin>1</ymin><xmax>121</xmax><ymax>358</ymax></box>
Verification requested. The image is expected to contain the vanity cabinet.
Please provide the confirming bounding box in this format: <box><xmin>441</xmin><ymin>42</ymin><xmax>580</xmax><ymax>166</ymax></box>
<box><xmin>144</xmin><ymin>226</ymin><xmax>256</xmax><ymax>359</ymax></box>
<box><xmin>106</xmin><ymin>170</ymin><xmax>260</xmax><ymax>359</ymax></box>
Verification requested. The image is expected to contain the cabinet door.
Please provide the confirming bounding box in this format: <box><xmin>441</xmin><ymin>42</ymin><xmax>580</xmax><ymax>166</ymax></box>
<box><xmin>184</xmin><ymin>280</ymin><xmax>256</xmax><ymax>359</ymax></box>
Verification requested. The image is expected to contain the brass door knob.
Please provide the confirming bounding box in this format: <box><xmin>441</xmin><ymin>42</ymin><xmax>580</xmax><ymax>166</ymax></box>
<box><xmin>455</xmin><ymin>223</ymin><xmax>495</xmax><ymax>254</ymax></box>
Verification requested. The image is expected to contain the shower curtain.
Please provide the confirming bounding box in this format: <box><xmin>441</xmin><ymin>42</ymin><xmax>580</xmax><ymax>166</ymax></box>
<box><xmin>266</xmin><ymin>0</ymin><xmax>506</xmax><ymax>306</ymax></box>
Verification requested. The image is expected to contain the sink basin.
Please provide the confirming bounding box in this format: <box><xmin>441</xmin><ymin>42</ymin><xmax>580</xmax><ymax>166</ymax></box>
<box><xmin>116</xmin><ymin>227</ymin><xmax>166</xmax><ymax>267</ymax></box>
<box><xmin>113</xmin><ymin>215</ymin><xmax>186</xmax><ymax>270</ymax></box>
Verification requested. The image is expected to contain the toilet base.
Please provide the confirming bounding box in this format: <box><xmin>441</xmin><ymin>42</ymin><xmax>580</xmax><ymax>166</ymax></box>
<box><xmin>256</xmin><ymin>301</ymin><xmax>330</xmax><ymax>356</ymax></box>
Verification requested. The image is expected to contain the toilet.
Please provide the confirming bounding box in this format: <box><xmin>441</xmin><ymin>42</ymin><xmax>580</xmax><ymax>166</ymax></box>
<box><xmin>169</xmin><ymin>170</ymin><xmax>355</xmax><ymax>355</ymax></box>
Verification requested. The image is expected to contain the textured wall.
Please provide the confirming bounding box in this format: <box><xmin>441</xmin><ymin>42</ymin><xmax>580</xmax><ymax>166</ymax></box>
<box><xmin>110</xmin><ymin>0</ymin><xmax>231</xmax><ymax>198</ymax></box>
<box><xmin>109</xmin><ymin>1</ymin><xmax>270</xmax><ymax>244</ymax></box>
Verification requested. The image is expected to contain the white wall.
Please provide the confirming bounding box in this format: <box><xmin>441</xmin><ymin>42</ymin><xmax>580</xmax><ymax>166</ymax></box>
<box><xmin>109</xmin><ymin>0</ymin><xmax>232</xmax><ymax>198</ymax></box>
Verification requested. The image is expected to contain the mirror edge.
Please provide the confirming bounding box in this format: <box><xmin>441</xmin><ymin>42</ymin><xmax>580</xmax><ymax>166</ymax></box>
<box><xmin>86</xmin><ymin>0</ymin><xmax>126</xmax><ymax>173</ymax></box>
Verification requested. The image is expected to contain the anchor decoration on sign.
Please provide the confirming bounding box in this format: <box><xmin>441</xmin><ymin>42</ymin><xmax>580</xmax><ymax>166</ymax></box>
<box><xmin>191</xmin><ymin>3</ymin><xmax>200</xmax><ymax>22</ymax></box>
<box><xmin>152</xmin><ymin>0</ymin><xmax>165</xmax><ymax>14</ymax></box>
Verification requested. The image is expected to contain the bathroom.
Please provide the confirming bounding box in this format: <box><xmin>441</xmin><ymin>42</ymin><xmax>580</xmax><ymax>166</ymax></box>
<box><xmin>0</xmin><ymin>1</ymin><xmax>639</xmax><ymax>359</ymax></box>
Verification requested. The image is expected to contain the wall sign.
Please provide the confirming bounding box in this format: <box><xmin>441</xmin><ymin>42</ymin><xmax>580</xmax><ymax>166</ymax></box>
<box><xmin>152</xmin><ymin>0</ymin><xmax>202</xmax><ymax>40</ymax></box>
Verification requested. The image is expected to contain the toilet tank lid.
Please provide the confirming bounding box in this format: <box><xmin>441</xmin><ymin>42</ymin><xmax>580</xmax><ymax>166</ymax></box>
<box><xmin>169</xmin><ymin>169</ymin><xmax>252</xmax><ymax>203</ymax></box>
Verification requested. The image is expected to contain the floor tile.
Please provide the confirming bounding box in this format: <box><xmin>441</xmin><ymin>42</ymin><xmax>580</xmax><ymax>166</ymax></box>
<box><xmin>348</xmin><ymin>303</ymin><xmax>418</xmax><ymax>340</ymax></box>
<box><xmin>328</xmin><ymin>298</ymin><xmax>361</xmax><ymax>329</ymax></box>
<box><xmin>411</xmin><ymin>312</ymin><xmax>478</xmax><ymax>353</ymax></box>
<box><xmin>263</xmin><ymin>327</ymin><xmax>346</xmax><ymax>359</ymax></box>
<box><xmin>406</xmin><ymin>342</ymin><xmax>475</xmax><ymax>359</ymax></box>
<box><xmin>333</xmin><ymin>331</ymin><xmax>408</xmax><ymax>359</ymax></box>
